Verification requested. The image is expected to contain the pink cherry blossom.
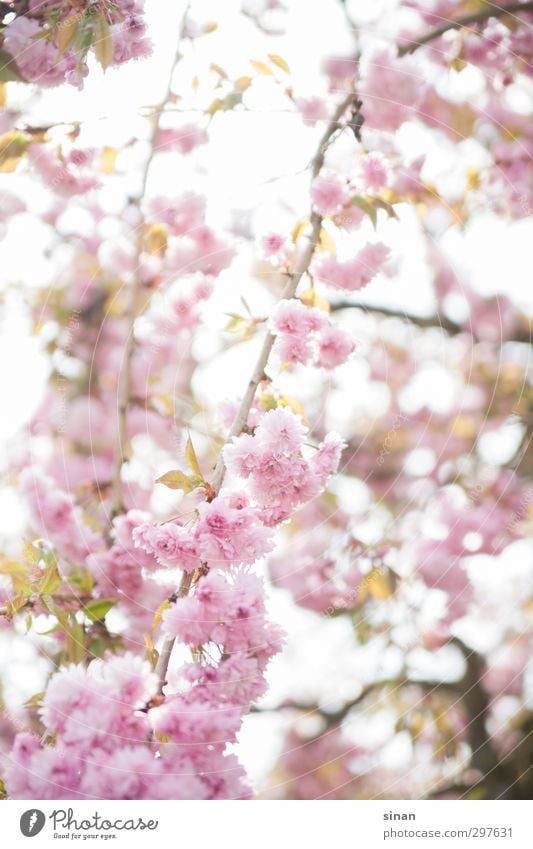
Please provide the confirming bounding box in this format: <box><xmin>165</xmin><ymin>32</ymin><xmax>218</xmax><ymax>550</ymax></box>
<box><xmin>315</xmin><ymin>242</ymin><xmax>389</xmax><ymax>291</ymax></box>
<box><xmin>157</xmin><ymin>125</ymin><xmax>208</xmax><ymax>155</ymax></box>
<box><xmin>361</xmin><ymin>152</ymin><xmax>391</xmax><ymax>192</ymax></box>
<box><xmin>311</xmin><ymin>173</ymin><xmax>350</xmax><ymax>216</ymax></box>
<box><xmin>315</xmin><ymin>324</ymin><xmax>356</xmax><ymax>369</ymax></box>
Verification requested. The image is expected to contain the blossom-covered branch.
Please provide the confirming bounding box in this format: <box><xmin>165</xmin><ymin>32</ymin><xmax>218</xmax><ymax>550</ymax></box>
<box><xmin>398</xmin><ymin>1</ymin><xmax>533</xmax><ymax>56</ymax></box>
<box><xmin>154</xmin><ymin>90</ymin><xmax>358</xmax><ymax>693</ymax></box>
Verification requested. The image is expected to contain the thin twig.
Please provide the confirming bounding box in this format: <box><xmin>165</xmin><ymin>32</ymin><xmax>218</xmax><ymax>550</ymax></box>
<box><xmin>251</xmin><ymin>677</ymin><xmax>458</xmax><ymax>725</ymax></box>
<box><xmin>154</xmin><ymin>569</ymin><xmax>193</xmax><ymax>692</ymax></box>
<box><xmin>109</xmin><ymin>3</ymin><xmax>190</xmax><ymax>518</ymax></box>
<box><xmin>329</xmin><ymin>300</ymin><xmax>532</xmax><ymax>344</ymax></box>
<box><xmin>211</xmin><ymin>90</ymin><xmax>357</xmax><ymax>495</ymax></box>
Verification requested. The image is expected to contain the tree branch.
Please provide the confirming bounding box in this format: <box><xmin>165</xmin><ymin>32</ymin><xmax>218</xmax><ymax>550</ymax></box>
<box><xmin>330</xmin><ymin>301</ymin><xmax>463</xmax><ymax>333</ymax></box>
<box><xmin>452</xmin><ymin>637</ymin><xmax>500</xmax><ymax>775</ymax></box>
<box><xmin>211</xmin><ymin>90</ymin><xmax>357</xmax><ymax>495</ymax></box>
<box><xmin>154</xmin><ymin>569</ymin><xmax>193</xmax><ymax>692</ymax></box>
<box><xmin>329</xmin><ymin>300</ymin><xmax>532</xmax><ymax>344</ymax></box>
<box><xmin>109</xmin><ymin>3</ymin><xmax>191</xmax><ymax>519</ymax></box>
<box><xmin>398</xmin><ymin>1</ymin><xmax>533</xmax><ymax>56</ymax></box>
<box><xmin>154</xmin><ymin>90</ymin><xmax>357</xmax><ymax>695</ymax></box>
<box><xmin>251</xmin><ymin>677</ymin><xmax>459</xmax><ymax>726</ymax></box>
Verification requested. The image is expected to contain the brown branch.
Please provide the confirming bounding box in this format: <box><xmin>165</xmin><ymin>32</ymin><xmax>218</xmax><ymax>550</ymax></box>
<box><xmin>154</xmin><ymin>569</ymin><xmax>193</xmax><ymax>692</ymax></box>
<box><xmin>330</xmin><ymin>301</ymin><xmax>463</xmax><ymax>333</ymax></box>
<box><xmin>109</xmin><ymin>4</ymin><xmax>191</xmax><ymax>519</ymax></box>
<box><xmin>329</xmin><ymin>300</ymin><xmax>532</xmax><ymax>344</ymax></box>
<box><xmin>251</xmin><ymin>677</ymin><xmax>458</xmax><ymax>725</ymax></box>
<box><xmin>452</xmin><ymin>637</ymin><xmax>500</xmax><ymax>775</ymax></box>
<box><xmin>211</xmin><ymin>90</ymin><xmax>357</xmax><ymax>495</ymax></box>
<box><xmin>153</xmin><ymin>90</ymin><xmax>357</xmax><ymax>695</ymax></box>
<box><xmin>398</xmin><ymin>1</ymin><xmax>533</xmax><ymax>56</ymax></box>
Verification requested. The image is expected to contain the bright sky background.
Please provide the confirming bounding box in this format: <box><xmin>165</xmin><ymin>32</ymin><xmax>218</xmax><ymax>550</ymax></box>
<box><xmin>0</xmin><ymin>0</ymin><xmax>532</xmax><ymax>790</ymax></box>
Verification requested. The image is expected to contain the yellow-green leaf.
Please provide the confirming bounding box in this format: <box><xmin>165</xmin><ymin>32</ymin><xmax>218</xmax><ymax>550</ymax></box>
<box><xmin>5</xmin><ymin>593</ymin><xmax>28</xmax><ymax>618</ymax></box>
<box><xmin>291</xmin><ymin>218</ymin><xmax>308</xmax><ymax>243</ymax></box>
<box><xmin>144</xmin><ymin>223</ymin><xmax>168</xmax><ymax>256</ymax></box>
<box><xmin>150</xmin><ymin>597</ymin><xmax>171</xmax><ymax>638</ymax></box>
<box><xmin>250</xmin><ymin>59</ymin><xmax>274</xmax><ymax>76</ymax></box>
<box><xmin>268</xmin><ymin>53</ymin><xmax>290</xmax><ymax>74</ymax></box>
<box><xmin>372</xmin><ymin>197</ymin><xmax>399</xmax><ymax>220</ymax></box>
<box><xmin>156</xmin><ymin>470</ymin><xmax>195</xmax><ymax>492</ymax></box>
<box><xmin>210</xmin><ymin>62</ymin><xmax>227</xmax><ymax>78</ymax></box>
<box><xmin>100</xmin><ymin>145</ymin><xmax>117</xmax><ymax>174</ymax></box>
<box><xmin>185</xmin><ymin>434</ymin><xmax>202</xmax><ymax>477</ymax></box>
<box><xmin>57</xmin><ymin>15</ymin><xmax>79</xmax><ymax>54</ymax></box>
<box><xmin>93</xmin><ymin>18</ymin><xmax>114</xmax><ymax>71</ymax></box>
<box><xmin>0</xmin><ymin>49</ymin><xmax>25</xmax><ymax>83</ymax></box>
<box><xmin>366</xmin><ymin>567</ymin><xmax>393</xmax><ymax>600</ymax></box>
<box><xmin>235</xmin><ymin>76</ymin><xmax>252</xmax><ymax>91</ymax></box>
<box><xmin>24</xmin><ymin>691</ymin><xmax>45</xmax><ymax>709</ymax></box>
<box><xmin>300</xmin><ymin>288</ymin><xmax>330</xmax><ymax>312</ymax></box>
<box><xmin>143</xmin><ymin>633</ymin><xmax>159</xmax><ymax>668</ymax></box>
<box><xmin>22</xmin><ymin>541</ymin><xmax>41</xmax><ymax>565</ymax></box>
<box><xmin>38</xmin><ymin>561</ymin><xmax>61</xmax><ymax>596</ymax></box>
<box><xmin>351</xmin><ymin>195</ymin><xmax>378</xmax><ymax>229</ymax></box>
<box><xmin>0</xmin><ymin>560</ymin><xmax>29</xmax><ymax>576</ymax></box>
<box><xmin>317</xmin><ymin>227</ymin><xmax>337</xmax><ymax>254</ymax></box>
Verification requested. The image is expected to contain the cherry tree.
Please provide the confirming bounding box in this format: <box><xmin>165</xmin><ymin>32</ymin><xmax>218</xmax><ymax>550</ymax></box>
<box><xmin>0</xmin><ymin>0</ymin><xmax>531</xmax><ymax>800</ymax></box>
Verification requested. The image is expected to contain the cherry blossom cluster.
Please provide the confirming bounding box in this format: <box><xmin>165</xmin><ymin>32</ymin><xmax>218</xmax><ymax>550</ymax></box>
<box><xmin>270</xmin><ymin>299</ymin><xmax>356</xmax><ymax>369</ymax></box>
<box><xmin>1</xmin><ymin>1</ymin><xmax>151</xmax><ymax>87</ymax></box>
<box><xmin>5</xmin><ymin>653</ymin><xmax>249</xmax><ymax>799</ymax></box>
<box><xmin>222</xmin><ymin>407</ymin><xmax>344</xmax><ymax>526</ymax></box>
<box><xmin>20</xmin><ymin>467</ymin><xmax>104</xmax><ymax>567</ymax></box>
<box><xmin>1</xmin><ymin>0</ymin><xmax>533</xmax><ymax>805</ymax></box>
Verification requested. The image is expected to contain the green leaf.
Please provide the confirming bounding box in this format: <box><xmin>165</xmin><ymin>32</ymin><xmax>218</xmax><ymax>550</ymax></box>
<box><xmin>0</xmin><ymin>49</ymin><xmax>25</xmax><ymax>83</ymax></box>
<box><xmin>22</xmin><ymin>541</ymin><xmax>41</xmax><ymax>565</ymax></box>
<box><xmin>88</xmin><ymin>637</ymin><xmax>104</xmax><ymax>657</ymax></box>
<box><xmin>38</xmin><ymin>561</ymin><xmax>61</xmax><ymax>596</ymax></box>
<box><xmin>351</xmin><ymin>195</ymin><xmax>378</xmax><ymax>229</ymax></box>
<box><xmin>69</xmin><ymin>617</ymin><xmax>85</xmax><ymax>663</ymax></box>
<box><xmin>84</xmin><ymin>599</ymin><xmax>116</xmax><ymax>622</ymax></box>
<box><xmin>68</xmin><ymin>568</ymin><xmax>95</xmax><ymax>593</ymax></box>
